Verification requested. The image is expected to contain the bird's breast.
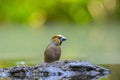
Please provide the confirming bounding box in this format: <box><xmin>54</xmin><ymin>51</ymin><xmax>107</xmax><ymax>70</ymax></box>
<box><xmin>51</xmin><ymin>45</ymin><xmax>61</xmax><ymax>55</ymax></box>
<box><xmin>45</xmin><ymin>44</ymin><xmax>61</xmax><ymax>61</ymax></box>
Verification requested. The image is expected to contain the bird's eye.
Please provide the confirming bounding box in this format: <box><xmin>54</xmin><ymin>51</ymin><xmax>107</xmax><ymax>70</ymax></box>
<box><xmin>59</xmin><ymin>37</ymin><xmax>62</xmax><ymax>39</ymax></box>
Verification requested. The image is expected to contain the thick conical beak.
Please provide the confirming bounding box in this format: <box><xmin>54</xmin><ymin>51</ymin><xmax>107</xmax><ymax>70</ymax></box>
<box><xmin>57</xmin><ymin>34</ymin><xmax>67</xmax><ymax>42</ymax></box>
<box><xmin>61</xmin><ymin>37</ymin><xmax>67</xmax><ymax>41</ymax></box>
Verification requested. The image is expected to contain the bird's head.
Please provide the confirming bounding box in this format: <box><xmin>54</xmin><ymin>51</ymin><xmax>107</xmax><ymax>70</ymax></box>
<box><xmin>51</xmin><ymin>34</ymin><xmax>67</xmax><ymax>45</ymax></box>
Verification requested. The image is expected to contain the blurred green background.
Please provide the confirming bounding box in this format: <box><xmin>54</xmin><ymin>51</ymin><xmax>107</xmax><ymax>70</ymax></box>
<box><xmin>0</xmin><ymin>0</ymin><xmax>120</xmax><ymax>80</ymax></box>
<box><xmin>0</xmin><ymin>0</ymin><xmax>120</xmax><ymax>67</ymax></box>
<box><xmin>0</xmin><ymin>0</ymin><xmax>120</xmax><ymax>25</ymax></box>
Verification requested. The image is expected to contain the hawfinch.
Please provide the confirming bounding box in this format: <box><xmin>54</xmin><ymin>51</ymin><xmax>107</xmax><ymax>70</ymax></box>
<box><xmin>44</xmin><ymin>35</ymin><xmax>67</xmax><ymax>63</ymax></box>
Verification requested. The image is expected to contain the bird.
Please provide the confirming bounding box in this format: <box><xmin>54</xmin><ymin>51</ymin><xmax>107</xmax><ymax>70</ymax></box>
<box><xmin>44</xmin><ymin>34</ymin><xmax>67</xmax><ymax>63</ymax></box>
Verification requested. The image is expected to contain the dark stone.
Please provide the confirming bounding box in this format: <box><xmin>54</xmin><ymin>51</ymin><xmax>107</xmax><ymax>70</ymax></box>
<box><xmin>0</xmin><ymin>60</ymin><xmax>110</xmax><ymax>80</ymax></box>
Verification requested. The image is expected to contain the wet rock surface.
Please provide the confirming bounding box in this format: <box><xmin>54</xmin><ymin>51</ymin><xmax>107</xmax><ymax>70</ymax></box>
<box><xmin>0</xmin><ymin>60</ymin><xmax>110</xmax><ymax>80</ymax></box>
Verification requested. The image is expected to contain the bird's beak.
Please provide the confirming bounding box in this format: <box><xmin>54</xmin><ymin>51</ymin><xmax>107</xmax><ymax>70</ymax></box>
<box><xmin>61</xmin><ymin>37</ymin><xmax>67</xmax><ymax>41</ymax></box>
<box><xmin>58</xmin><ymin>35</ymin><xmax>67</xmax><ymax>45</ymax></box>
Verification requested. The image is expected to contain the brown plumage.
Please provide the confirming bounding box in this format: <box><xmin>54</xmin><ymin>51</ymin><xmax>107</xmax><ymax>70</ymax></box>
<box><xmin>44</xmin><ymin>35</ymin><xmax>67</xmax><ymax>63</ymax></box>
